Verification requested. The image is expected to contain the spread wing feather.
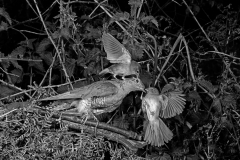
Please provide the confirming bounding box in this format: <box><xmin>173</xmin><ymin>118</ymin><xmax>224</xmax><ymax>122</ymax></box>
<box><xmin>102</xmin><ymin>32</ymin><xmax>131</xmax><ymax>64</ymax></box>
<box><xmin>159</xmin><ymin>90</ymin><xmax>186</xmax><ymax>118</ymax></box>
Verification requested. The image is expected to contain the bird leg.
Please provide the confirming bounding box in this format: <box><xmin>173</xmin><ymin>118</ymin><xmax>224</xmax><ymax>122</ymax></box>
<box><xmin>113</xmin><ymin>74</ymin><xmax>118</xmax><ymax>79</ymax></box>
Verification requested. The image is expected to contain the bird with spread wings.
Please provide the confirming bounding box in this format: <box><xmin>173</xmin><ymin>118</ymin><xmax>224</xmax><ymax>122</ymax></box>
<box><xmin>141</xmin><ymin>87</ymin><xmax>186</xmax><ymax>147</ymax></box>
<box><xmin>100</xmin><ymin>32</ymin><xmax>140</xmax><ymax>79</ymax></box>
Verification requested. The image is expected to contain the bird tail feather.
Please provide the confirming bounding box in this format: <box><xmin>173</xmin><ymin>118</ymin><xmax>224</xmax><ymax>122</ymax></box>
<box><xmin>99</xmin><ymin>68</ymin><xmax>110</xmax><ymax>75</ymax></box>
<box><xmin>144</xmin><ymin>118</ymin><xmax>173</xmax><ymax>147</ymax></box>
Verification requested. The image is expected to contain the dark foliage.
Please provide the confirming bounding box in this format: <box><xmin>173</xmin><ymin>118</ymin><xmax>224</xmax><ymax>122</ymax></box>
<box><xmin>0</xmin><ymin>0</ymin><xmax>240</xmax><ymax>159</ymax></box>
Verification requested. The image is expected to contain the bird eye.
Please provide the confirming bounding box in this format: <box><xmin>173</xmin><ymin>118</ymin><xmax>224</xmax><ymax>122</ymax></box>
<box><xmin>134</xmin><ymin>78</ymin><xmax>139</xmax><ymax>83</ymax></box>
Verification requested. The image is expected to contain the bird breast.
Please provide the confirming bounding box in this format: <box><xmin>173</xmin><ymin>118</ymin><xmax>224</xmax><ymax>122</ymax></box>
<box><xmin>144</xmin><ymin>96</ymin><xmax>161</xmax><ymax>113</ymax></box>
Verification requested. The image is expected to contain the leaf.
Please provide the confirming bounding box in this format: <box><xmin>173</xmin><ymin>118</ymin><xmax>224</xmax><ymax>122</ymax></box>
<box><xmin>212</xmin><ymin>98</ymin><xmax>222</xmax><ymax>113</ymax></box>
<box><xmin>111</xmin><ymin>12</ymin><xmax>130</xmax><ymax>23</ymax></box>
<box><xmin>60</xmin><ymin>27</ymin><xmax>71</xmax><ymax>39</ymax></box>
<box><xmin>160</xmin><ymin>153</ymin><xmax>172</xmax><ymax>160</ymax></box>
<box><xmin>141</xmin><ymin>15</ymin><xmax>159</xmax><ymax>28</ymax></box>
<box><xmin>10</xmin><ymin>69</ymin><xmax>23</xmax><ymax>84</ymax></box>
<box><xmin>128</xmin><ymin>0</ymin><xmax>142</xmax><ymax>7</ymax></box>
<box><xmin>220</xmin><ymin>116</ymin><xmax>233</xmax><ymax>129</ymax></box>
<box><xmin>51</xmin><ymin>31</ymin><xmax>60</xmax><ymax>39</ymax></box>
<box><xmin>0</xmin><ymin>84</ymin><xmax>19</xmax><ymax>99</ymax></box>
<box><xmin>221</xmin><ymin>94</ymin><xmax>236</xmax><ymax>108</ymax></box>
<box><xmin>188</xmin><ymin>90</ymin><xmax>201</xmax><ymax>101</ymax></box>
<box><xmin>80</xmin><ymin>15</ymin><xmax>90</xmax><ymax>20</ymax></box>
<box><xmin>198</xmin><ymin>79</ymin><xmax>215</xmax><ymax>93</ymax></box>
<box><xmin>18</xmin><ymin>39</ymin><xmax>36</xmax><ymax>50</ymax></box>
<box><xmin>29</xmin><ymin>59</ymin><xmax>45</xmax><ymax>73</ymax></box>
<box><xmin>9</xmin><ymin>46</ymin><xmax>25</xmax><ymax>70</ymax></box>
<box><xmin>36</xmin><ymin>38</ymin><xmax>51</xmax><ymax>54</ymax></box>
<box><xmin>125</xmin><ymin>43</ymin><xmax>144</xmax><ymax>60</ymax></box>
<box><xmin>193</xmin><ymin>4</ymin><xmax>200</xmax><ymax>15</ymax></box>
<box><xmin>139</xmin><ymin>69</ymin><xmax>153</xmax><ymax>87</ymax></box>
<box><xmin>64</xmin><ymin>58</ymin><xmax>76</xmax><ymax>78</ymax></box>
<box><xmin>10</xmin><ymin>46</ymin><xmax>25</xmax><ymax>58</ymax></box>
<box><xmin>161</xmin><ymin>83</ymin><xmax>175</xmax><ymax>94</ymax></box>
<box><xmin>0</xmin><ymin>52</ymin><xmax>10</xmax><ymax>69</ymax></box>
<box><xmin>85</xmin><ymin>25</ymin><xmax>101</xmax><ymax>39</ymax></box>
<box><xmin>40</xmin><ymin>51</ymin><xmax>53</xmax><ymax>66</ymax></box>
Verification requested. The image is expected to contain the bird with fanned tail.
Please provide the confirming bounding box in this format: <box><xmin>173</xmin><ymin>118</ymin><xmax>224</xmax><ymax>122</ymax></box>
<box><xmin>141</xmin><ymin>86</ymin><xmax>186</xmax><ymax>147</ymax></box>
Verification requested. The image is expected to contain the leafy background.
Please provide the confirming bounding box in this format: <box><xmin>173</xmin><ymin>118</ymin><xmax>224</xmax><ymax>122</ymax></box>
<box><xmin>0</xmin><ymin>0</ymin><xmax>240</xmax><ymax>159</ymax></box>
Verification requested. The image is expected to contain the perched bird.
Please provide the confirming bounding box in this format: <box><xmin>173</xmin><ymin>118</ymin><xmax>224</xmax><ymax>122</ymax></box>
<box><xmin>39</xmin><ymin>78</ymin><xmax>145</xmax><ymax>122</ymax></box>
<box><xmin>99</xmin><ymin>32</ymin><xmax>140</xmax><ymax>79</ymax></box>
<box><xmin>141</xmin><ymin>87</ymin><xmax>186</xmax><ymax>147</ymax></box>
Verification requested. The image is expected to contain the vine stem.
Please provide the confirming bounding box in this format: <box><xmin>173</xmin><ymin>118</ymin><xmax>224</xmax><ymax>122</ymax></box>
<box><xmin>145</xmin><ymin>33</ymin><xmax>158</xmax><ymax>85</ymax></box>
<box><xmin>181</xmin><ymin>35</ymin><xmax>196</xmax><ymax>82</ymax></box>
<box><xmin>0</xmin><ymin>79</ymin><xmax>31</xmax><ymax>99</ymax></box>
<box><xmin>33</xmin><ymin>0</ymin><xmax>73</xmax><ymax>90</ymax></box>
<box><xmin>154</xmin><ymin>34</ymin><xmax>182</xmax><ymax>85</ymax></box>
<box><xmin>0</xmin><ymin>78</ymin><xmax>86</xmax><ymax>101</ymax></box>
<box><xmin>182</xmin><ymin>0</ymin><xmax>234</xmax><ymax>78</ymax></box>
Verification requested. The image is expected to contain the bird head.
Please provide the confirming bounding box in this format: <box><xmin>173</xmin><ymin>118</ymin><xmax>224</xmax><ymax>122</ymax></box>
<box><xmin>123</xmin><ymin>78</ymin><xmax>145</xmax><ymax>92</ymax></box>
<box><xmin>130</xmin><ymin>61</ymin><xmax>141</xmax><ymax>76</ymax></box>
<box><xmin>145</xmin><ymin>87</ymin><xmax>160</xmax><ymax>95</ymax></box>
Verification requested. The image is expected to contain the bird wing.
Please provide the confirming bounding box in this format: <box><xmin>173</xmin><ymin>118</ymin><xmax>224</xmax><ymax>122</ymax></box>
<box><xmin>159</xmin><ymin>90</ymin><xmax>186</xmax><ymax>118</ymax></box>
<box><xmin>38</xmin><ymin>80</ymin><xmax>119</xmax><ymax>101</ymax></box>
<box><xmin>102</xmin><ymin>32</ymin><xmax>131</xmax><ymax>64</ymax></box>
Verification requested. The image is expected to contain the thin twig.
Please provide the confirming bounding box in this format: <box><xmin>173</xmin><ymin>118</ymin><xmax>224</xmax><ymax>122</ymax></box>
<box><xmin>0</xmin><ymin>57</ymin><xmax>42</xmax><ymax>62</ymax></box>
<box><xmin>33</xmin><ymin>0</ymin><xmax>73</xmax><ymax>90</ymax></box>
<box><xmin>0</xmin><ymin>79</ymin><xmax>31</xmax><ymax>98</ymax></box>
<box><xmin>145</xmin><ymin>33</ymin><xmax>158</xmax><ymax>85</ymax></box>
<box><xmin>0</xmin><ymin>78</ymin><xmax>86</xmax><ymax>101</ymax></box>
<box><xmin>0</xmin><ymin>67</ymin><xmax>19</xmax><ymax>77</ymax></box>
<box><xmin>154</xmin><ymin>34</ymin><xmax>183</xmax><ymax>85</ymax></box>
<box><xmin>181</xmin><ymin>35</ymin><xmax>196</xmax><ymax>82</ymax></box>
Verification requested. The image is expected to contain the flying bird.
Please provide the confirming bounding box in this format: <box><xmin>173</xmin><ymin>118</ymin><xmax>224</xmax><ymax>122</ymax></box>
<box><xmin>39</xmin><ymin>78</ymin><xmax>145</xmax><ymax>122</ymax></box>
<box><xmin>141</xmin><ymin>87</ymin><xmax>186</xmax><ymax>147</ymax></box>
<box><xmin>99</xmin><ymin>32</ymin><xmax>140</xmax><ymax>79</ymax></box>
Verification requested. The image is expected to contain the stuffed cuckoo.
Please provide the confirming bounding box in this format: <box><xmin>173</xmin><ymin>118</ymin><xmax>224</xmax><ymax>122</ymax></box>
<box><xmin>141</xmin><ymin>87</ymin><xmax>186</xmax><ymax>147</ymax></box>
<box><xmin>100</xmin><ymin>32</ymin><xmax>140</xmax><ymax>79</ymax></box>
<box><xmin>39</xmin><ymin>78</ymin><xmax>145</xmax><ymax>121</ymax></box>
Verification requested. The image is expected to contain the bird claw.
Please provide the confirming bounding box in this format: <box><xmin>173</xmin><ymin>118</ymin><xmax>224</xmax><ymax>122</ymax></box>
<box><xmin>90</xmin><ymin>112</ymin><xmax>99</xmax><ymax>136</ymax></box>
